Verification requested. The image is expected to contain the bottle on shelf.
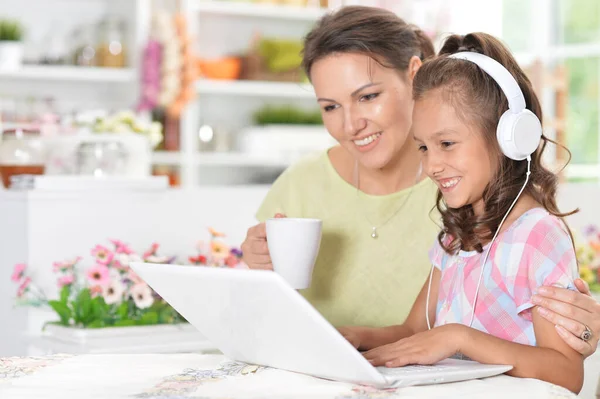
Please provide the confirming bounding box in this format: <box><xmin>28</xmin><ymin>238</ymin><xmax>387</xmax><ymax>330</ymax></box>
<box><xmin>96</xmin><ymin>16</ymin><xmax>127</xmax><ymax>68</ymax></box>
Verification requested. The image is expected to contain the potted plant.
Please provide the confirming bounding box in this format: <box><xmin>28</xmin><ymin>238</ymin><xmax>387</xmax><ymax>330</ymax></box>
<box><xmin>0</xmin><ymin>19</ymin><xmax>24</xmax><ymax>70</ymax></box>
<box><xmin>237</xmin><ymin>105</ymin><xmax>335</xmax><ymax>161</ymax></box>
<box><xmin>11</xmin><ymin>228</ymin><xmax>245</xmax><ymax>353</ymax></box>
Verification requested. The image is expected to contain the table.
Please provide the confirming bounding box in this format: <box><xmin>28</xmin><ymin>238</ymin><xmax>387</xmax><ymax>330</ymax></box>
<box><xmin>0</xmin><ymin>353</ymin><xmax>576</xmax><ymax>398</ymax></box>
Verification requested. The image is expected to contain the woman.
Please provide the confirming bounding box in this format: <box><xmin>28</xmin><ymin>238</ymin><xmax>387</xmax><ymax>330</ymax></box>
<box><xmin>241</xmin><ymin>6</ymin><xmax>600</xmax><ymax>357</ymax></box>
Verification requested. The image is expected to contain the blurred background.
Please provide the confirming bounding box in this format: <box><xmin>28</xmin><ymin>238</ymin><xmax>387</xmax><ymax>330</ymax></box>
<box><xmin>0</xmin><ymin>0</ymin><xmax>596</xmax><ymax>188</ymax></box>
<box><xmin>1</xmin><ymin>1</ymin><xmax>600</xmax><ymax>397</ymax></box>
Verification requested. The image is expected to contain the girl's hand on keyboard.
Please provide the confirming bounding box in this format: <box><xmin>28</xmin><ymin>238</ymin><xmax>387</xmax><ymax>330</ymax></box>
<box><xmin>363</xmin><ymin>324</ymin><xmax>468</xmax><ymax>367</ymax></box>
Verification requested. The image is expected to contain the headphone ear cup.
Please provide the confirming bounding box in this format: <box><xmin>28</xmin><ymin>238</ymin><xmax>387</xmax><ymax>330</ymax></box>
<box><xmin>496</xmin><ymin>109</ymin><xmax>542</xmax><ymax>161</ymax></box>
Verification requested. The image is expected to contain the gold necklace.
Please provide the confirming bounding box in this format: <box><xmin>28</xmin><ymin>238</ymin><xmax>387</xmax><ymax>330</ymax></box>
<box><xmin>354</xmin><ymin>161</ymin><xmax>421</xmax><ymax>239</ymax></box>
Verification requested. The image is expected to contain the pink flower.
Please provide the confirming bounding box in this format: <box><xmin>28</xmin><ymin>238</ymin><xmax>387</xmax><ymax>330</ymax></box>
<box><xmin>91</xmin><ymin>245</ymin><xmax>114</xmax><ymax>266</ymax></box>
<box><xmin>52</xmin><ymin>262</ymin><xmax>64</xmax><ymax>273</ymax></box>
<box><xmin>143</xmin><ymin>243</ymin><xmax>159</xmax><ymax>259</ymax></box>
<box><xmin>224</xmin><ymin>255</ymin><xmax>240</xmax><ymax>268</ymax></box>
<box><xmin>57</xmin><ymin>274</ymin><xmax>74</xmax><ymax>288</ymax></box>
<box><xmin>126</xmin><ymin>268</ymin><xmax>144</xmax><ymax>285</ymax></box>
<box><xmin>11</xmin><ymin>263</ymin><xmax>26</xmax><ymax>282</ymax></box>
<box><xmin>53</xmin><ymin>257</ymin><xmax>81</xmax><ymax>273</ymax></box>
<box><xmin>17</xmin><ymin>277</ymin><xmax>31</xmax><ymax>297</ymax></box>
<box><xmin>110</xmin><ymin>239</ymin><xmax>134</xmax><ymax>255</ymax></box>
<box><xmin>129</xmin><ymin>283</ymin><xmax>154</xmax><ymax>309</ymax></box>
<box><xmin>89</xmin><ymin>285</ymin><xmax>103</xmax><ymax>297</ymax></box>
<box><xmin>86</xmin><ymin>264</ymin><xmax>110</xmax><ymax>286</ymax></box>
<box><xmin>114</xmin><ymin>253</ymin><xmax>142</xmax><ymax>270</ymax></box>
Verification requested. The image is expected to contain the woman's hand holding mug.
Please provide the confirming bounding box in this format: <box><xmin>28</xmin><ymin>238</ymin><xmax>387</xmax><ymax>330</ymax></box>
<box><xmin>241</xmin><ymin>213</ymin><xmax>285</xmax><ymax>270</ymax></box>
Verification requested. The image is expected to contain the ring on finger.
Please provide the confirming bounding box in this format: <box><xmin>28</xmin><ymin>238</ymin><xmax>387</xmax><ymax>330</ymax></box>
<box><xmin>580</xmin><ymin>324</ymin><xmax>593</xmax><ymax>342</ymax></box>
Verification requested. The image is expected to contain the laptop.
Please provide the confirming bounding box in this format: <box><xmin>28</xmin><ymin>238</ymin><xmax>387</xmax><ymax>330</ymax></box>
<box><xmin>130</xmin><ymin>262</ymin><xmax>512</xmax><ymax>388</ymax></box>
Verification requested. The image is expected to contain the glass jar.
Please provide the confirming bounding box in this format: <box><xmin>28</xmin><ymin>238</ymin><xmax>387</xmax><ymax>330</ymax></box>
<box><xmin>0</xmin><ymin>129</ymin><xmax>46</xmax><ymax>188</ymax></box>
<box><xmin>96</xmin><ymin>17</ymin><xmax>127</xmax><ymax>68</ymax></box>
<box><xmin>76</xmin><ymin>141</ymin><xmax>128</xmax><ymax>177</ymax></box>
<box><xmin>72</xmin><ymin>26</ymin><xmax>97</xmax><ymax>67</ymax></box>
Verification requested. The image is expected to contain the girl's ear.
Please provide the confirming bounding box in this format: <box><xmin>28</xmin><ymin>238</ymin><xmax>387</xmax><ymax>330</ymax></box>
<box><xmin>408</xmin><ymin>56</ymin><xmax>423</xmax><ymax>81</ymax></box>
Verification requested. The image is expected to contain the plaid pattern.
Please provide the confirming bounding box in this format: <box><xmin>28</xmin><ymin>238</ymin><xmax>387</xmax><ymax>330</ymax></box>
<box><xmin>429</xmin><ymin>208</ymin><xmax>578</xmax><ymax>346</ymax></box>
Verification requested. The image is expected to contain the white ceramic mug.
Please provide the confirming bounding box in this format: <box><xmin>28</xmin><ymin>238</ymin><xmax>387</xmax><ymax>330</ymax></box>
<box><xmin>266</xmin><ymin>218</ymin><xmax>322</xmax><ymax>289</ymax></box>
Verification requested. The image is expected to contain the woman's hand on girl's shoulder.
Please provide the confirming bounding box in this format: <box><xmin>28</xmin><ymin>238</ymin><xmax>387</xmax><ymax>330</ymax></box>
<box><xmin>533</xmin><ymin>279</ymin><xmax>600</xmax><ymax>357</ymax></box>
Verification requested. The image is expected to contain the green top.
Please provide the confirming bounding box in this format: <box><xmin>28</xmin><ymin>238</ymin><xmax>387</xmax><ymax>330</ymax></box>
<box><xmin>256</xmin><ymin>150</ymin><xmax>440</xmax><ymax>327</ymax></box>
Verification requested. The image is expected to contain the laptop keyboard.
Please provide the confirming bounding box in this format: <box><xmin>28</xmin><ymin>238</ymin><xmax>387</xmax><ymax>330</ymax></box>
<box><xmin>377</xmin><ymin>364</ymin><xmax>460</xmax><ymax>376</ymax></box>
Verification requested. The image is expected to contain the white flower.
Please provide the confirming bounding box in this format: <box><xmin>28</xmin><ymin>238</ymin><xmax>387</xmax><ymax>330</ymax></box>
<box><xmin>103</xmin><ymin>279</ymin><xmax>125</xmax><ymax>305</ymax></box>
<box><xmin>118</xmin><ymin>253</ymin><xmax>141</xmax><ymax>268</ymax></box>
<box><xmin>75</xmin><ymin>109</ymin><xmax>107</xmax><ymax>126</ymax></box>
<box><xmin>117</xmin><ymin>253</ymin><xmax>130</xmax><ymax>267</ymax></box>
<box><xmin>112</xmin><ymin>122</ymin><xmax>131</xmax><ymax>134</ymax></box>
<box><xmin>145</xmin><ymin>255</ymin><xmax>169</xmax><ymax>264</ymax></box>
<box><xmin>130</xmin><ymin>283</ymin><xmax>154</xmax><ymax>309</ymax></box>
<box><xmin>109</xmin><ymin>268</ymin><xmax>121</xmax><ymax>280</ymax></box>
<box><xmin>115</xmin><ymin>110</ymin><xmax>136</xmax><ymax>124</ymax></box>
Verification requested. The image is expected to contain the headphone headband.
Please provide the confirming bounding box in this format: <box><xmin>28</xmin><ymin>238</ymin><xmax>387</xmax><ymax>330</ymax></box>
<box><xmin>448</xmin><ymin>52</ymin><xmax>526</xmax><ymax>113</ymax></box>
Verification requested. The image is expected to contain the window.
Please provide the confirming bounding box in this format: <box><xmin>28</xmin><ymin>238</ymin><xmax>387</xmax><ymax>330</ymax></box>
<box><xmin>502</xmin><ymin>0</ymin><xmax>600</xmax><ymax>182</ymax></box>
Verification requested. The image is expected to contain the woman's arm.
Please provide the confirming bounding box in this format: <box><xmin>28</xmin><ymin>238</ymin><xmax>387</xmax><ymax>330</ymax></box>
<box><xmin>365</xmin><ymin>305</ymin><xmax>584</xmax><ymax>393</ymax></box>
<box><xmin>533</xmin><ymin>279</ymin><xmax>600</xmax><ymax>357</ymax></box>
<box><xmin>339</xmin><ymin>268</ymin><xmax>440</xmax><ymax>351</ymax></box>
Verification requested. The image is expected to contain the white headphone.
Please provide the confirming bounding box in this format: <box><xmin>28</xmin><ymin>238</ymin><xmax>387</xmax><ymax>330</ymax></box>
<box><xmin>425</xmin><ymin>51</ymin><xmax>541</xmax><ymax>331</ymax></box>
<box><xmin>449</xmin><ymin>52</ymin><xmax>542</xmax><ymax>161</ymax></box>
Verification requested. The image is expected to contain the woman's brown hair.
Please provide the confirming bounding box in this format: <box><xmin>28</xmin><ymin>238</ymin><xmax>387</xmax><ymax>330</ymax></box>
<box><xmin>412</xmin><ymin>32</ymin><xmax>576</xmax><ymax>254</ymax></box>
<box><xmin>301</xmin><ymin>6</ymin><xmax>435</xmax><ymax>79</ymax></box>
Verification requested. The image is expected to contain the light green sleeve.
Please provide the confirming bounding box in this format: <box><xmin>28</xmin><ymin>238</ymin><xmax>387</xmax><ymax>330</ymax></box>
<box><xmin>255</xmin><ymin>166</ymin><xmax>305</xmax><ymax>223</ymax></box>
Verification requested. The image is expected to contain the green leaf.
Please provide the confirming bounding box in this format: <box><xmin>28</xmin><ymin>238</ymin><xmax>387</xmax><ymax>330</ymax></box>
<box><xmin>87</xmin><ymin>319</ymin><xmax>105</xmax><ymax>329</ymax></box>
<box><xmin>114</xmin><ymin>319</ymin><xmax>136</xmax><ymax>327</ymax></box>
<box><xmin>73</xmin><ymin>289</ymin><xmax>92</xmax><ymax>325</ymax></box>
<box><xmin>117</xmin><ymin>302</ymin><xmax>129</xmax><ymax>319</ymax></box>
<box><xmin>139</xmin><ymin>311</ymin><xmax>159</xmax><ymax>325</ymax></box>
<box><xmin>90</xmin><ymin>296</ymin><xmax>107</xmax><ymax>322</ymax></box>
<box><xmin>48</xmin><ymin>300</ymin><xmax>71</xmax><ymax>326</ymax></box>
<box><xmin>59</xmin><ymin>285</ymin><xmax>70</xmax><ymax>305</ymax></box>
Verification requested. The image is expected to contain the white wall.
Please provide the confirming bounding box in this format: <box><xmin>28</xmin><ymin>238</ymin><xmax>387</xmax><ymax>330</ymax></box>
<box><xmin>1</xmin><ymin>182</ymin><xmax>598</xmax><ymax>356</ymax></box>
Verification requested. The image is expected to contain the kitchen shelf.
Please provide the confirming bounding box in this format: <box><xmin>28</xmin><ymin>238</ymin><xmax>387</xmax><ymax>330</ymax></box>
<box><xmin>196</xmin><ymin>79</ymin><xmax>315</xmax><ymax>98</ymax></box>
<box><xmin>195</xmin><ymin>152</ymin><xmax>290</xmax><ymax>167</ymax></box>
<box><xmin>152</xmin><ymin>151</ymin><xmax>290</xmax><ymax>168</ymax></box>
<box><xmin>192</xmin><ymin>1</ymin><xmax>328</xmax><ymax>21</ymax></box>
<box><xmin>151</xmin><ymin>151</ymin><xmax>184</xmax><ymax>166</ymax></box>
<box><xmin>0</xmin><ymin>66</ymin><xmax>136</xmax><ymax>83</ymax></box>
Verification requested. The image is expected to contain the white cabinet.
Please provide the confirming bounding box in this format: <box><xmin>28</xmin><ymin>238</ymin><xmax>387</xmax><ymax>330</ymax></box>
<box><xmin>0</xmin><ymin>180</ymin><xmax>268</xmax><ymax>356</ymax></box>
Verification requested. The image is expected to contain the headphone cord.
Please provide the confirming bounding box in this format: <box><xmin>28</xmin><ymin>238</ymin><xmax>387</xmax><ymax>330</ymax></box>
<box><xmin>426</xmin><ymin>156</ymin><xmax>532</xmax><ymax>330</ymax></box>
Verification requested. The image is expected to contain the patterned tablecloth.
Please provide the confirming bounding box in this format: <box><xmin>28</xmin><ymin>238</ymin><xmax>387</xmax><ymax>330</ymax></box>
<box><xmin>0</xmin><ymin>353</ymin><xmax>576</xmax><ymax>399</ymax></box>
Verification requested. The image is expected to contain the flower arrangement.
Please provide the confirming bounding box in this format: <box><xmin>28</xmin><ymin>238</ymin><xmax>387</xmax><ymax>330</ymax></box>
<box><xmin>12</xmin><ymin>240</ymin><xmax>182</xmax><ymax>329</ymax></box>
<box><xmin>188</xmin><ymin>227</ymin><xmax>245</xmax><ymax>268</ymax></box>
<box><xmin>75</xmin><ymin>109</ymin><xmax>163</xmax><ymax>149</ymax></box>
<box><xmin>576</xmin><ymin>225</ymin><xmax>600</xmax><ymax>293</ymax></box>
<box><xmin>11</xmin><ymin>228</ymin><xmax>246</xmax><ymax>329</ymax></box>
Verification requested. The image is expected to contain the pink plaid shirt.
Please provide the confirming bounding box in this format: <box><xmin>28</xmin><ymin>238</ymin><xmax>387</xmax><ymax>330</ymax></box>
<box><xmin>429</xmin><ymin>208</ymin><xmax>578</xmax><ymax>346</ymax></box>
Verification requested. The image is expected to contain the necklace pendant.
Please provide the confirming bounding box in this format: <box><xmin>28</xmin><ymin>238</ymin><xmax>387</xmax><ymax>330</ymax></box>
<box><xmin>371</xmin><ymin>227</ymin><xmax>378</xmax><ymax>239</ymax></box>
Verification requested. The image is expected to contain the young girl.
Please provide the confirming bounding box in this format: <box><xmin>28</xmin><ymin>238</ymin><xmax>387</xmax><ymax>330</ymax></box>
<box><xmin>339</xmin><ymin>32</ymin><xmax>584</xmax><ymax>393</ymax></box>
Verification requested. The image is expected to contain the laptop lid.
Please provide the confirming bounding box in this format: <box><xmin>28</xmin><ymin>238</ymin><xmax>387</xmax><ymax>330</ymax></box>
<box><xmin>130</xmin><ymin>262</ymin><xmax>387</xmax><ymax>387</ymax></box>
